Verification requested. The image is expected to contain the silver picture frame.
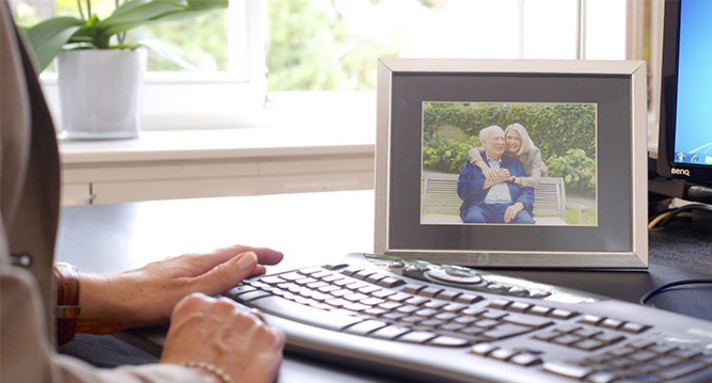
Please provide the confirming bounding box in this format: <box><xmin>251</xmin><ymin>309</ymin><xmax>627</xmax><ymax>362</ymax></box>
<box><xmin>374</xmin><ymin>58</ymin><xmax>648</xmax><ymax>269</ymax></box>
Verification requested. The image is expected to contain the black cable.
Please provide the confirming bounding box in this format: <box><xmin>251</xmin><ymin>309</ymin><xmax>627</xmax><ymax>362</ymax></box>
<box><xmin>651</xmin><ymin>203</ymin><xmax>712</xmax><ymax>229</ymax></box>
<box><xmin>639</xmin><ymin>279</ymin><xmax>712</xmax><ymax>306</ymax></box>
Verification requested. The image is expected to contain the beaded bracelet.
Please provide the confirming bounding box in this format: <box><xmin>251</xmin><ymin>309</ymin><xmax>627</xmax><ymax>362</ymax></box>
<box><xmin>184</xmin><ymin>361</ymin><xmax>235</xmax><ymax>383</ymax></box>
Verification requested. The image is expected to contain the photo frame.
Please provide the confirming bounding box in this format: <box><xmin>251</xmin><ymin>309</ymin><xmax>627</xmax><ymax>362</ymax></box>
<box><xmin>374</xmin><ymin>58</ymin><xmax>648</xmax><ymax>269</ymax></box>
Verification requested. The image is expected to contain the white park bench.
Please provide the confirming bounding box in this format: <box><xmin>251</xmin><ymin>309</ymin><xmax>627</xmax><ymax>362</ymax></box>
<box><xmin>420</xmin><ymin>172</ymin><xmax>588</xmax><ymax>225</ymax></box>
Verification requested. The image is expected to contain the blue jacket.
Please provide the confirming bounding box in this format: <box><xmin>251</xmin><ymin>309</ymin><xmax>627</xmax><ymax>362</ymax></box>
<box><xmin>457</xmin><ymin>154</ymin><xmax>535</xmax><ymax>216</ymax></box>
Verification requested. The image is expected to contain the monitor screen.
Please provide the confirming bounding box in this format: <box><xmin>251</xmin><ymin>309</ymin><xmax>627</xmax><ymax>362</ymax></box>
<box><xmin>672</xmin><ymin>0</ymin><xmax>712</xmax><ymax>167</ymax></box>
<box><xmin>657</xmin><ymin>0</ymin><xmax>712</xmax><ymax>189</ymax></box>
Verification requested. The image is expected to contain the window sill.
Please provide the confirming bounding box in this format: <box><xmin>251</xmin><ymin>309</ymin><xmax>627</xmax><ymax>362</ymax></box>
<box><xmin>59</xmin><ymin>124</ymin><xmax>375</xmax><ymax>164</ymax></box>
<box><xmin>58</xmin><ymin>126</ymin><xmax>376</xmax><ymax>205</ymax></box>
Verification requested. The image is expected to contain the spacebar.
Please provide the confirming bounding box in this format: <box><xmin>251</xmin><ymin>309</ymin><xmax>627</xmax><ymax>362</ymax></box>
<box><xmin>248</xmin><ymin>296</ymin><xmax>364</xmax><ymax>331</ymax></box>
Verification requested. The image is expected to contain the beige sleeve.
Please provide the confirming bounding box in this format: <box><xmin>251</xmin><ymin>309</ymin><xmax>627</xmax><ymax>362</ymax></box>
<box><xmin>518</xmin><ymin>148</ymin><xmax>545</xmax><ymax>188</ymax></box>
<box><xmin>1</xmin><ymin>264</ymin><xmax>205</xmax><ymax>383</ymax></box>
<box><xmin>468</xmin><ymin>147</ymin><xmax>485</xmax><ymax>164</ymax></box>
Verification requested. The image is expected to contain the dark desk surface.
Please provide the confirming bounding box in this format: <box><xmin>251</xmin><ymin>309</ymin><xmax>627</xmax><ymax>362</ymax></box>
<box><xmin>56</xmin><ymin>190</ymin><xmax>712</xmax><ymax>382</ymax></box>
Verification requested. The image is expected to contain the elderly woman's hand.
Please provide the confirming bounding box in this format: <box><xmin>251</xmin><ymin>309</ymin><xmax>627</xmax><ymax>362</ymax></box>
<box><xmin>161</xmin><ymin>293</ymin><xmax>285</xmax><ymax>383</ymax></box>
<box><xmin>76</xmin><ymin>245</ymin><xmax>283</xmax><ymax>334</ymax></box>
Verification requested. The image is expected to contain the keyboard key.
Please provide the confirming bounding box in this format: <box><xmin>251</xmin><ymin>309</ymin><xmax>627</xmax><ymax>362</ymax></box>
<box><xmin>370</xmin><ymin>325</ymin><xmax>411</xmax><ymax>340</ymax></box>
<box><xmin>377</xmin><ymin>277</ymin><xmax>405</xmax><ymax>288</ymax></box>
<box><xmin>353</xmin><ymin>269</ymin><xmax>375</xmax><ymax>280</ymax></box>
<box><xmin>417</xmin><ymin>286</ymin><xmax>443</xmax><ymax>297</ymax></box>
<box><xmin>357</xmin><ymin>285</ymin><xmax>381</xmax><ymax>295</ymax></box>
<box><xmin>549</xmin><ymin>309</ymin><xmax>578</xmax><ymax>320</ymax></box>
<box><xmin>404</xmin><ymin>296</ymin><xmax>429</xmax><ymax>306</ymax></box>
<box><xmin>528</xmin><ymin>305</ymin><xmax>553</xmax><ymax>316</ymax></box>
<box><xmin>647</xmin><ymin>344</ymin><xmax>678</xmax><ymax>355</ymax></box>
<box><xmin>489</xmin><ymin>348</ymin><xmax>518</xmax><ymax>361</ymax></box>
<box><xmin>420</xmin><ymin>319</ymin><xmax>446</xmax><ymax>328</ymax></box>
<box><xmin>502</xmin><ymin>313</ymin><xmax>554</xmax><ymax>329</ymax></box>
<box><xmin>572</xmin><ymin>339</ymin><xmax>606</xmax><ymax>351</ymax></box>
<box><xmin>370</xmin><ymin>289</ymin><xmax>396</xmax><ymax>299</ymax></box>
<box><xmin>386</xmin><ymin>292</ymin><xmax>412</xmax><ymax>302</ymax></box>
<box><xmin>594</xmin><ymin>332</ymin><xmax>626</xmax><ymax>345</ymax></box>
<box><xmin>584</xmin><ymin>371</ymin><xmax>621</xmax><ymax>383</ymax></box>
<box><xmin>401</xmin><ymin>284</ymin><xmax>426</xmax><ymax>294</ymax></box>
<box><xmin>322</xmin><ymin>263</ymin><xmax>348</xmax><ymax>270</ymax></box>
<box><xmin>439</xmin><ymin>322</ymin><xmax>466</xmax><ymax>332</ymax></box>
<box><xmin>398</xmin><ymin>331</ymin><xmax>437</xmax><ymax>344</ymax></box>
<box><xmin>670</xmin><ymin>349</ymin><xmax>703</xmax><ymax>360</ymax></box>
<box><xmin>574</xmin><ymin>328</ymin><xmax>603</xmax><ymax>338</ymax></box>
<box><xmin>298</xmin><ymin>267</ymin><xmax>323</xmax><ymax>275</ymax></box>
<box><xmin>279</xmin><ymin>272</ymin><xmax>304</xmax><ymax>281</ymax></box>
<box><xmin>455</xmin><ymin>293</ymin><xmax>483</xmax><ymax>304</ymax></box>
<box><xmin>224</xmin><ymin>284</ymin><xmax>256</xmax><ymax>298</ymax></box>
<box><xmin>482</xmin><ymin>323</ymin><xmax>533</xmax><ymax>340</ymax></box>
<box><xmin>365</xmin><ymin>273</ymin><xmax>386</xmax><ymax>284</ymax></box>
<box><xmin>470</xmin><ymin>343</ymin><xmax>498</xmax><ymax>356</ymax></box>
<box><xmin>542</xmin><ymin>361</ymin><xmax>595</xmax><ymax>380</ymax></box>
<box><xmin>479</xmin><ymin>310</ymin><xmax>507</xmax><ymax>320</ymax></box>
<box><xmin>509</xmin><ymin>353</ymin><xmax>543</xmax><ymax>367</ymax></box>
<box><xmin>343</xmin><ymin>320</ymin><xmax>388</xmax><ymax>335</ymax></box>
<box><xmin>259</xmin><ymin>276</ymin><xmax>285</xmax><ymax>285</ymax></box>
<box><xmin>650</xmin><ymin>355</ymin><xmax>683</xmax><ymax>368</ymax></box>
<box><xmin>360</xmin><ymin>297</ymin><xmax>385</xmax><ymax>306</ymax></box>
<box><xmin>629</xmin><ymin>351</ymin><xmax>659</xmax><ymax>363</ymax></box>
<box><xmin>579</xmin><ymin>314</ymin><xmax>604</xmax><ymax>326</ymax></box>
<box><xmin>428</xmin><ymin>335</ymin><xmax>471</xmax><ymax>347</ymax></box>
<box><xmin>600</xmin><ymin>318</ymin><xmax>625</xmax><ymax>330</ymax></box>
<box><xmin>657</xmin><ymin>361</ymin><xmax>707</xmax><ymax>380</ymax></box>
<box><xmin>620</xmin><ymin>322</ymin><xmax>651</xmax><ymax>334</ymax></box>
<box><xmin>552</xmin><ymin>335</ymin><xmax>583</xmax><ymax>346</ymax></box>
<box><xmin>248</xmin><ymin>295</ymin><xmax>363</xmax><ymax>331</ymax></box>
<box><xmin>235</xmin><ymin>290</ymin><xmax>271</xmax><ymax>302</ymax></box>
<box><xmin>488</xmin><ymin>299</ymin><xmax>512</xmax><ymax>310</ymax></box>
<box><xmin>414</xmin><ymin>308</ymin><xmax>438</xmax><ymax>318</ymax></box>
<box><xmin>441</xmin><ymin>303</ymin><xmax>468</xmax><ymax>313</ymax></box>
<box><xmin>434</xmin><ymin>290</ymin><xmax>461</xmax><ymax>301</ymax></box>
<box><xmin>341</xmin><ymin>267</ymin><xmax>362</xmax><ymax>276</ymax></box>
<box><xmin>507</xmin><ymin>302</ymin><xmax>531</xmax><ymax>313</ymax></box>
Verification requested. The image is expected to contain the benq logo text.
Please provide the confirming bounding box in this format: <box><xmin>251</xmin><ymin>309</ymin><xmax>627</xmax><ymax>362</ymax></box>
<box><xmin>671</xmin><ymin>168</ymin><xmax>691</xmax><ymax>177</ymax></box>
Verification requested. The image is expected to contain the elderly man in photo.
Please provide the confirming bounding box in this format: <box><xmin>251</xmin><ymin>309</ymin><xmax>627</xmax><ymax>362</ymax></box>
<box><xmin>458</xmin><ymin>125</ymin><xmax>535</xmax><ymax>224</ymax></box>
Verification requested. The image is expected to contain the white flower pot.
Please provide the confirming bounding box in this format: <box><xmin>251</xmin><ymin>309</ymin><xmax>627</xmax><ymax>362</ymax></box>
<box><xmin>57</xmin><ymin>49</ymin><xmax>147</xmax><ymax>140</ymax></box>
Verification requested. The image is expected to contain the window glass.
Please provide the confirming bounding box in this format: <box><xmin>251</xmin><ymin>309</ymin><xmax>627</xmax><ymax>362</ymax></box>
<box><xmin>267</xmin><ymin>0</ymin><xmax>627</xmax><ymax>92</ymax></box>
<box><xmin>14</xmin><ymin>0</ymin><xmax>229</xmax><ymax>73</ymax></box>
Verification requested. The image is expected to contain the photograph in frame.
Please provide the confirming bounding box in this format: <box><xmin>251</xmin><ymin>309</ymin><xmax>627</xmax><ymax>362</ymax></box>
<box><xmin>421</xmin><ymin>101</ymin><xmax>598</xmax><ymax>227</ymax></box>
<box><xmin>374</xmin><ymin>58</ymin><xmax>648</xmax><ymax>269</ymax></box>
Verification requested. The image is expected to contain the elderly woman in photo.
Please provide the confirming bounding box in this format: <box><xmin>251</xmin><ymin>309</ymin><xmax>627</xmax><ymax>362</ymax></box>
<box><xmin>468</xmin><ymin>123</ymin><xmax>548</xmax><ymax>188</ymax></box>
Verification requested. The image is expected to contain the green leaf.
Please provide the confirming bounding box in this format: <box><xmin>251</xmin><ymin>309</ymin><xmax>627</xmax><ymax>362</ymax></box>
<box><xmin>22</xmin><ymin>17</ymin><xmax>85</xmax><ymax>72</ymax></box>
<box><xmin>99</xmin><ymin>0</ymin><xmax>227</xmax><ymax>38</ymax></box>
<box><xmin>20</xmin><ymin>0</ymin><xmax>228</xmax><ymax>72</ymax></box>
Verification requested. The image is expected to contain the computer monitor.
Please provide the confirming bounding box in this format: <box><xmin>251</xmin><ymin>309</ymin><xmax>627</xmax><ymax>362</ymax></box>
<box><xmin>653</xmin><ymin>0</ymin><xmax>712</xmax><ymax>201</ymax></box>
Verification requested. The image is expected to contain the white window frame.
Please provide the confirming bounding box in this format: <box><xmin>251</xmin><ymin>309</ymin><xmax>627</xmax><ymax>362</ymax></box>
<box><xmin>39</xmin><ymin>0</ymin><xmax>268</xmax><ymax>131</ymax></box>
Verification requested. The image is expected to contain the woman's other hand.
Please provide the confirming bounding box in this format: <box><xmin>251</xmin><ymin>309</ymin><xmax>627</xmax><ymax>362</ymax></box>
<box><xmin>161</xmin><ymin>293</ymin><xmax>285</xmax><ymax>383</ymax></box>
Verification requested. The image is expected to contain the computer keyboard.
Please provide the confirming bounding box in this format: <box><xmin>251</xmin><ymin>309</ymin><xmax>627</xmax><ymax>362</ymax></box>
<box><xmin>223</xmin><ymin>253</ymin><xmax>712</xmax><ymax>383</ymax></box>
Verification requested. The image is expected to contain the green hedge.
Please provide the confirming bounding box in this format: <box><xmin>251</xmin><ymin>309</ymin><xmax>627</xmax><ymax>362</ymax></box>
<box><xmin>422</xmin><ymin>102</ymin><xmax>597</xmax><ymax>195</ymax></box>
<box><xmin>423</xmin><ymin>103</ymin><xmax>596</xmax><ymax>161</ymax></box>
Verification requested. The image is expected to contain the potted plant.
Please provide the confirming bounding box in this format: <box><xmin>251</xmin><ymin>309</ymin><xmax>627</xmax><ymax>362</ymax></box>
<box><xmin>21</xmin><ymin>0</ymin><xmax>228</xmax><ymax>139</ymax></box>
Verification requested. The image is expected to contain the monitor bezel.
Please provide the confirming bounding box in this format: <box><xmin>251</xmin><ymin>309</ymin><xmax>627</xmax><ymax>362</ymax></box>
<box><xmin>657</xmin><ymin>0</ymin><xmax>712</xmax><ymax>185</ymax></box>
<box><xmin>375</xmin><ymin>58</ymin><xmax>648</xmax><ymax>269</ymax></box>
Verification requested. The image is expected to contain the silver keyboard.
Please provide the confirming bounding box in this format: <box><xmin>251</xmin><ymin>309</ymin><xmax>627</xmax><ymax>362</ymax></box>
<box><xmin>224</xmin><ymin>253</ymin><xmax>712</xmax><ymax>383</ymax></box>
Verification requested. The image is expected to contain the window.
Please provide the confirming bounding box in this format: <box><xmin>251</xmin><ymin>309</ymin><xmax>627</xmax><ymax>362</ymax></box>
<box><xmin>13</xmin><ymin>0</ymin><xmax>264</xmax><ymax>130</ymax></box>
<box><xmin>12</xmin><ymin>0</ymin><xmax>629</xmax><ymax>132</ymax></box>
<box><xmin>267</xmin><ymin>0</ymin><xmax>628</xmax><ymax>92</ymax></box>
